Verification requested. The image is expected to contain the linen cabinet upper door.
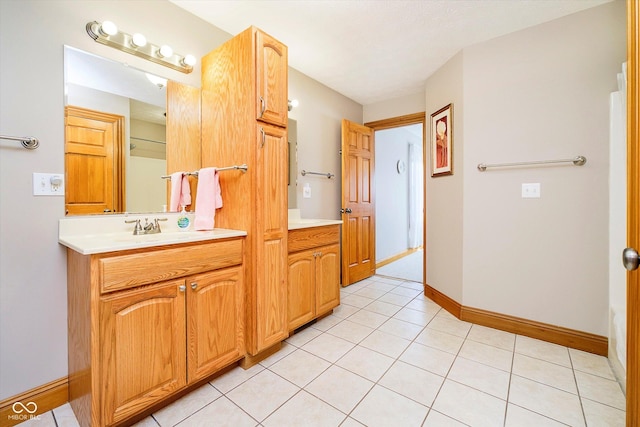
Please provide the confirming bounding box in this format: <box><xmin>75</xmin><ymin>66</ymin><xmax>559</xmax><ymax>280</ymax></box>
<box><xmin>255</xmin><ymin>30</ymin><xmax>288</xmax><ymax>128</ymax></box>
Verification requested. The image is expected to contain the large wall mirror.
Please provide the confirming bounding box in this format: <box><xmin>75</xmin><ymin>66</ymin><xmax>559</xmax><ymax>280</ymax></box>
<box><xmin>65</xmin><ymin>46</ymin><xmax>299</xmax><ymax>215</ymax></box>
<box><xmin>288</xmin><ymin>118</ymin><xmax>298</xmax><ymax>209</ymax></box>
<box><xmin>64</xmin><ymin>46</ymin><xmax>168</xmax><ymax>214</ymax></box>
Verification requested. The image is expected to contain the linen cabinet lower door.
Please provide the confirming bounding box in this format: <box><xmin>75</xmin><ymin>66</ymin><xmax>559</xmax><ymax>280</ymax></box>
<box><xmin>100</xmin><ymin>279</ymin><xmax>187</xmax><ymax>426</ymax></box>
<box><xmin>316</xmin><ymin>244</ymin><xmax>341</xmax><ymax>315</ymax></box>
<box><xmin>287</xmin><ymin>250</ymin><xmax>315</xmax><ymax>331</ymax></box>
<box><xmin>187</xmin><ymin>267</ymin><xmax>245</xmax><ymax>383</ymax></box>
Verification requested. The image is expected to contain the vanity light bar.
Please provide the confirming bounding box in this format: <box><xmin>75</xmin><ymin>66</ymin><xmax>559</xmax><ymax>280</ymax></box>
<box><xmin>86</xmin><ymin>21</ymin><xmax>195</xmax><ymax>74</ymax></box>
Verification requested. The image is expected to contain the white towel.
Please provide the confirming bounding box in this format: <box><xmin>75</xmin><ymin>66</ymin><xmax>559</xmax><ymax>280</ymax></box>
<box><xmin>194</xmin><ymin>167</ymin><xmax>223</xmax><ymax>230</ymax></box>
<box><xmin>169</xmin><ymin>172</ymin><xmax>192</xmax><ymax>212</ymax></box>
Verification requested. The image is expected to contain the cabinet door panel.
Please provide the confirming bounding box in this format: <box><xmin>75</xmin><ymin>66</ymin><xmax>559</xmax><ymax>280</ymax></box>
<box><xmin>255</xmin><ymin>123</ymin><xmax>288</xmax><ymax>350</ymax></box>
<box><xmin>316</xmin><ymin>245</ymin><xmax>341</xmax><ymax>315</ymax></box>
<box><xmin>257</xmin><ymin>124</ymin><xmax>288</xmax><ymax>236</ymax></box>
<box><xmin>256</xmin><ymin>238</ymin><xmax>288</xmax><ymax>348</ymax></box>
<box><xmin>288</xmin><ymin>251</ymin><xmax>315</xmax><ymax>331</ymax></box>
<box><xmin>187</xmin><ymin>267</ymin><xmax>244</xmax><ymax>382</ymax></box>
<box><xmin>100</xmin><ymin>279</ymin><xmax>186</xmax><ymax>425</ymax></box>
<box><xmin>255</xmin><ymin>30</ymin><xmax>288</xmax><ymax>127</ymax></box>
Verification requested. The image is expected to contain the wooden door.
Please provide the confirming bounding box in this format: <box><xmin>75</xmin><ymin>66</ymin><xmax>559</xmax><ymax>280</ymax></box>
<box><xmin>255</xmin><ymin>123</ymin><xmax>288</xmax><ymax>350</ymax></box>
<box><xmin>627</xmin><ymin>2</ymin><xmax>639</xmax><ymax>424</ymax></box>
<box><xmin>316</xmin><ymin>244</ymin><xmax>341</xmax><ymax>315</ymax></box>
<box><xmin>255</xmin><ymin>29</ymin><xmax>288</xmax><ymax>127</ymax></box>
<box><xmin>288</xmin><ymin>250</ymin><xmax>315</xmax><ymax>331</ymax></box>
<box><xmin>65</xmin><ymin>106</ymin><xmax>124</xmax><ymax>215</ymax></box>
<box><xmin>187</xmin><ymin>267</ymin><xmax>244</xmax><ymax>382</ymax></box>
<box><xmin>100</xmin><ymin>279</ymin><xmax>186</xmax><ymax>425</ymax></box>
<box><xmin>341</xmin><ymin>119</ymin><xmax>376</xmax><ymax>286</ymax></box>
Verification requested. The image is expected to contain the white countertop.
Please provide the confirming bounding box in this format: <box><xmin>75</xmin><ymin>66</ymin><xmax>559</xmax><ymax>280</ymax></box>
<box><xmin>288</xmin><ymin>219</ymin><xmax>343</xmax><ymax>230</ymax></box>
<box><xmin>59</xmin><ymin>213</ymin><xmax>246</xmax><ymax>255</ymax></box>
<box><xmin>287</xmin><ymin>209</ymin><xmax>342</xmax><ymax>230</ymax></box>
<box><xmin>59</xmin><ymin>211</ymin><xmax>341</xmax><ymax>254</ymax></box>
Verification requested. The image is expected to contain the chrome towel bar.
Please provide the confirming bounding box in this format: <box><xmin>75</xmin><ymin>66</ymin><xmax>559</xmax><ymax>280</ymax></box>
<box><xmin>0</xmin><ymin>134</ymin><xmax>39</xmax><ymax>149</ymax></box>
<box><xmin>301</xmin><ymin>170</ymin><xmax>335</xmax><ymax>179</ymax></box>
<box><xmin>162</xmin><ymin>164</ymin><xmax>248</xmax><ymax>179</ymax></box>
<box><xmin>477</xmin><ymin>155</ymin><xmax>586</xmax><ymax>172</ymax></box>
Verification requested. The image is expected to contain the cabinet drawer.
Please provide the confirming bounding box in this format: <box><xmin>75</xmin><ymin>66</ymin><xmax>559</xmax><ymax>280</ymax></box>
<box><xmin>288</xmin><ymin>225</ymin><xmax>340</xmax><ymax>253</ymax></box>
<box><xmin>99</xmin><ymin>239</ymin><xmax>243</xmax><ymax>293</ymax></box>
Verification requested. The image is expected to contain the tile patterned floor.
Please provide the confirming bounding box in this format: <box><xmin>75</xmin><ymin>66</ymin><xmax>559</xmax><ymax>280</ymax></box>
<box><xmin>20</xmin><ymin>275</ymin><xmax>626</xmax><ymax>427</ymax></box>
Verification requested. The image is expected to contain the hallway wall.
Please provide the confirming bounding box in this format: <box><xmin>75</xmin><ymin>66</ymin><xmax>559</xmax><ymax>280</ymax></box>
<box><xmin>424</xmin><ymin>1</ymin><xmax>626</xmax><ymax>335</ymax></box>
<box><xmin>375</xmin><ymin>126</ymin><xmax>422</xmax><ymax>262</ymax></box>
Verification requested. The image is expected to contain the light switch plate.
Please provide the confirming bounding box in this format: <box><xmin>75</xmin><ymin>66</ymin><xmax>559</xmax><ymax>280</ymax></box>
<box><xmin>522</xmin><ymin>183</ymin><xmax>541</xmax><ymax>198</ymax></box>
<box><xmin>33</xmin><ymin>173</ymin><xmax>65</xmax><ymax>196</ymax></box>
<box><xmin>303</xmin><ymin>183</ymin><xmax>311</xmax><ymax>199</ymax></box>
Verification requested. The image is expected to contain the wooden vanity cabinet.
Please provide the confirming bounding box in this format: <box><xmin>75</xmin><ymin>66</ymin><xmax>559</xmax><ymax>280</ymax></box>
<box><xmin>99</xmin><ymin>278</ymin><xmax>187</xmax><ymax>425</ymax></box>
<box><xmin>201</xmin><ymin>26</ymin><xmax>288</xmax><ymax>358</ymax></box>
<box><xmin>288</xmin><ymin>225</ymin><xmax>341</xmax><ymax>331</ymax></box>
<box><xmin>67</xmin><ymin>238</ymin><xmax>244</xmax><ymax>427</ymax></box>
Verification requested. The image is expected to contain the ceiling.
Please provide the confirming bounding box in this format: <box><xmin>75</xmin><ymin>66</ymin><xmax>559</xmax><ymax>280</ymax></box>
<box><xmin>170</xmin><ymin>0</ymin><xmax>612</xmax><ymax>106</ymax></box>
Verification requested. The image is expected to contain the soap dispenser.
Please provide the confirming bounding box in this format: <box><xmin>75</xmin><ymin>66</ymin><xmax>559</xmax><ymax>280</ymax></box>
<box><xmin>177</xmin><ymin>205</ymin><xmax>190</xmax><ymax>230</ymax></box>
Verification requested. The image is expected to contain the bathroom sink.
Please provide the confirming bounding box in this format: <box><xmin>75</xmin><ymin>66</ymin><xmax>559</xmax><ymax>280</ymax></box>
<box><xmin>59</xmin><ymin>214</ymin><xmax>247</xmax><ymax>255</ymax></box>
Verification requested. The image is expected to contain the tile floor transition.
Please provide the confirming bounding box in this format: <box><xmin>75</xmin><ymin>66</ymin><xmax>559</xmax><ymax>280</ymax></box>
<box><xmin>19</xmin><ymin>275</ymin><xmax>626</xmax><ymax>427</ymax></box>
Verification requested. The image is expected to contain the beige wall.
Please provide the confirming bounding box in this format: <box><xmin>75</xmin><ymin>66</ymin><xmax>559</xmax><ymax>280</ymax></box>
<box><xmin>424</xmin><ymin>1</ymin><xmax>626</xmax><ymax>335</ymax></box>
<box><xmin>424</xmin><ymin>52</ymin><xmax>466</xmax><ymax>303</ymax></box>
<box><xmin>288</xmin><ymin>68</ymin><xmax>362</xmax><ymax>220</ymax></box>
<box><xmin>363</xmin><ymin>92</ymin><xmax>426</xmax><ymax>123</ymax></box>
<box><xmin>0</xmin><ymin>0</ymin><xmax>362</xmax><ymax>399</ymax></box>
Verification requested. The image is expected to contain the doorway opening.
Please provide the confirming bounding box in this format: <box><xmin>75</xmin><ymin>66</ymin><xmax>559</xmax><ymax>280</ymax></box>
<box><xmin>365</xmin><ymin>113</ymin><xmax>426</xmax><ymax>284</ymax></box>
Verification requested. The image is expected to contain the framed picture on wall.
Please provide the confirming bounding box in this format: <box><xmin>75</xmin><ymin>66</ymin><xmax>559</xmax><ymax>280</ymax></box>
<box><xmin>430</xmin><ymin>103</ymin><xmax>453</xmax><ymax>177</ymax></box>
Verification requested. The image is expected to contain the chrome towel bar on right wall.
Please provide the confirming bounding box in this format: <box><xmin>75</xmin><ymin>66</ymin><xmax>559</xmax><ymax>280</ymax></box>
<box><xmin>477</xmin><ymin>155</ymin><xmax>586</xmax><ymax>172</ymax></box>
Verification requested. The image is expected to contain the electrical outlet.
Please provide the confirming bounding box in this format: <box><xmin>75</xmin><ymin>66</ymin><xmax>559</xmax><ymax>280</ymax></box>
<box><xmin>522</xmin><ymin>183</ymin><xmax>541</xmax><ymax>198</ymax></box>
<box><xmin>33</xmin><ymin>173</ymin><xmax>65</xmax><ymax>196</ymax></box>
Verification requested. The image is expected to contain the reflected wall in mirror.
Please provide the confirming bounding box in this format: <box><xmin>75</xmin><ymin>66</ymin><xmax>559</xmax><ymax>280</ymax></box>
<box><xmin>288</xmin><ymin>118</ymin><xmax>297</xmax><ymax>208</ymax></box>
<box><xmin>64</xmin><ymin>46</ymin><xmax>168</xmax><ymax>214</ymax></box>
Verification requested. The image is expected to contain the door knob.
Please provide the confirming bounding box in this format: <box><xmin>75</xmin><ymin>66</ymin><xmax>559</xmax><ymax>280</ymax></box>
<box><xmin>623</xmin><ymin>247</ymin><xmax>640</xmax><ymax>271</ymax></box>
<box><xmin>340</xmin><ymin>208</ymin><xmax>352</xmax><ymax>214</ymax></box>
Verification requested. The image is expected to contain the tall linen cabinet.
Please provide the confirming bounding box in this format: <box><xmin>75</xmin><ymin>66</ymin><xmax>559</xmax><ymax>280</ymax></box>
<box><xmin>201</xmin><ymin>27</ymin><xmax>289</xmax><ymax>358</ymax></box>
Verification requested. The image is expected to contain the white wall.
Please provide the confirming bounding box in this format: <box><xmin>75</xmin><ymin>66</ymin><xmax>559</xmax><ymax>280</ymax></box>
<box><xmin>424</xmin><ymin>1</ymin><xmax>626</xmax><ymax>335</ymax></box>
<box><xmin>0</xmin><ymin>0</ymin><xmax>362</xmax><ymax>400</ymax></box>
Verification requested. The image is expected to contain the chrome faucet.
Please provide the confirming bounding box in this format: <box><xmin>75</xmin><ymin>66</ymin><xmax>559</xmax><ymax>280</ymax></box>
<box><xmin>125</xmin><ymin>218</ymin><xmax>168</xmax><ymax>235</ymax></box>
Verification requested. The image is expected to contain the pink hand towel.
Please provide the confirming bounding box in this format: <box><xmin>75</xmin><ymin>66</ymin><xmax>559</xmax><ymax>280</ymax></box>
<box><xmin>194</xmin><ymin>167</ymin><xmax>223</xmax><ymax>230</ymax></box>
<box><xmin>169</xmin><ymin>172</ymin><xmax>192</xmax><ymax>212</ymax></box>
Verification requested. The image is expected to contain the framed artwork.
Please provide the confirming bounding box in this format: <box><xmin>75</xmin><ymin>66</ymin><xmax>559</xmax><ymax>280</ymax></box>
<box><xmin>430</xmin><ymin>103</ymin><xmax>453</xmax><ymax>177</ymax></box>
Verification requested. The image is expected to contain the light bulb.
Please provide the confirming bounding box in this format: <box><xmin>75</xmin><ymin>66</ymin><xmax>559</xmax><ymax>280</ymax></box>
<box><xmin>158</xmin><ymin>45</ymin><xmax>173</xmax><ymax>58</ymax></box>
<box><xmin>181</xmin><ymin>54</ymin><xmax>196</xmax><ymax>67</ymax></box>
<box><xmin>99</xmin><ymin>21</ymin><xmax>118</xmax><ymax>36</ymax></box>
<box><xmin>131</xmin><ymin>33</ymin><xmax>147</xmax><ymax>48</ymax></box>
<box><xmin>290</xmin><ymin>99</ymin><xmax>299</xmax><ymax>108</ymax></box>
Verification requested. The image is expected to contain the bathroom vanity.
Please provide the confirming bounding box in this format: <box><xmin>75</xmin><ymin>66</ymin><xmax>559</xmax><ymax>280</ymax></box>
<box><xmin>58</xmin><ymin>25</ymin><xmax>343</xmax><ymax>426</ymax></box>
<box><xmin>60</xmin><ymin>215</ymin><xmax>247</xmax><ymax>427</ymax></box>
<box><xmin>288</xmin><ymin>220</ymin><xmax>342</xmax><ymax>331</ymax></box>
